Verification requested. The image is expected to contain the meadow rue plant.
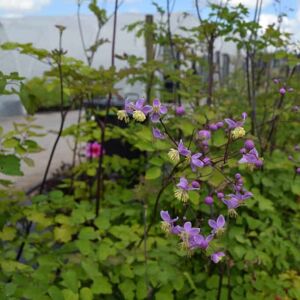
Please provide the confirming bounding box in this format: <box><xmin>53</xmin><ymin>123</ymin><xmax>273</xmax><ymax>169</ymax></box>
<box><xmin>118</xmin><ymin>101</ymin><xmax>262</xmax><ymax>262</ymax></box>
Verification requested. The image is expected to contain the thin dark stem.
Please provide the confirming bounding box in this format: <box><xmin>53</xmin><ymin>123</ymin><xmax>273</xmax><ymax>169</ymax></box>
<box><xmin>136</xmin><ymin>161</ymin><xmax>182</xmax><ymax>248</ymax></box>
<box><xmin>16</xmin><ymin>28</ymin><xmax>67</xmax><ymax>261</ymax></box>
<box><xmin>77</xmin><ymin>1</ymin><xmax>90</xmax><ymax>64</ymax></box>
<box><xmin>216</xmin><ymin>264</ymin><xmax>224</xmax><ymax>300</ymax></box>
<box><xmin>160</xmin><ymin>119</ymin><xmax>178</xmax><ymax>146</ymax></box>
<box><xmin>95</xmin><ymin>0</ymin><xmax>119</xmax><ymax>217</ymax></box>
<box><xmin>223</xmin><ymin>134</ymin><xmax>231</xmax><ymax>164</ymax></box>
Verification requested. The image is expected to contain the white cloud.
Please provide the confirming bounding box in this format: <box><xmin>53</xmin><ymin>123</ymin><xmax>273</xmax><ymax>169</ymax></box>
<box><xmin>0</xmin><ymin>0</ymin><xmax>51</xmax><ymax>16</ymax></box>
<box><xmin>259</xmin><ymin>12</ymin><xmax>300</xmax><ymax>42</ymax></box>
<box><xmin>228</xmin><ymin>0</ymin><xmax>272</xmax><ymax>9</ymax></box>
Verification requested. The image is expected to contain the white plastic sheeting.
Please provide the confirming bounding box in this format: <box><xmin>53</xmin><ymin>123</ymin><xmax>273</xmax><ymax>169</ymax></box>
<box><xmin>0</xmin><ymin>13</ymin><xmax>236</xmax><ymax>116</ymax></box>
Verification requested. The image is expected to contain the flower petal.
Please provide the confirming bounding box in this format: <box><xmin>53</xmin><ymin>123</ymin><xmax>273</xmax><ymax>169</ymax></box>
<box><xmin>160</xmin><ymin>210</ymin><xmax>170</xmax><ymax>222</ymax></box>
<box><xmin>217</xmin><ymin>215</ymin><xmax>225</xmax><ymax>227</ymax></box>
<box><xmin>208</xmin><ymin>219</ymin><xmax>217</xmax><ymax>229</ymax></box>
<box><xmin>153</xmin><ymin>98</ymin><xmax>160</xmax><ymax>107</ymax></box>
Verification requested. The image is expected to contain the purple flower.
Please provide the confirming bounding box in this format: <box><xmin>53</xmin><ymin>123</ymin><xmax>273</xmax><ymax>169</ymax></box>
<box><xmin>211</xmin><ymin>252</ymin><xmax>225</xmax><ymax>263</ymax></box>
<box><xmin>225</xmin><ymin>118</ymin><xmax>244</xmax><ymax>129</ymax></box>
<box><xmin>179</xmin><ymin>222</ymin><xmax>200</xmax><ymax>236</ymax></box>
<box><xmin>152</xmin><ymin>127</ymin><xmax>165</xmax><ymax>140</ymax></box>
<box><xmin>222</xmin><ymin>191</ymin><xmax>253</xmax><ymax>212</ymax></box>
<box><xmin>239</xmin><ymin>148</ymin><xmax>263</xmax><ymax>167</ymax></box>
<box><xmin>198</xmin><ymin>130</ymin><xmax>211</xmax><ymax>140</ymax></box>
<box><xmin>202</xmin><ymin>157</ymin><xmax>211</xmax><ymax>166</ymax></box>
<box><xmin>132</xmin><ymin>98</ymin><xmax>152</xmax><ymax>114</ymax></box>
<box><xmin>175</xmin><ymin>177</ymin><xmax>200</xmax><ymax>202</ymax></box>
<box><xmin>125</xmin><ymin>98</ymin><xmax>153</xmax><ymax>122</ymax></box>
<box><xmin>178</xmin><ymin>140</ymin><xmax>191</xmax><ymax>157</ymax></box>
<box><xmin>148</xmin><ymin>99</ymin><xmax>168</xmax><ymax>123</ymax></box>
<box><xmin>296</xmin><ymin>167</ymin><xmax>300</xmax><ymax>174</ymax></box>
<box><xmin>175</xmin><ymin>105</ymin><xmax>185</xmax><ymax>116</ymax></box>
<box><xmin>160</xmin><ymin>210</ymin><xmax>179</xmax><ymax>234</ymax></box>
<box><xmin>225</xmin><ymin>113</ymin><xmax>247</xmax><ymax>129</ymax></box>
<box><xmin>208</xmin><ymin>215</ymin><xmax>225</xmax><ymax>235</ymax></box>
<box><xmin>190</xmin><ymin>153</ymin><xmax>204</xmax><ymax>171</ymax></box>
<box><xmin>273</xmin><ymin>78</ymin><xmax>280</xmax><ymax>84</ymax></box>
<box><xmin>190</xmin><ymin>234</ymin><xmax>214</xmax><ymax>249</ymax></box>
<box><xmin>176</xmin><ymin>177</ymin><xmax>200</xmax><ymax>191</ymax></box>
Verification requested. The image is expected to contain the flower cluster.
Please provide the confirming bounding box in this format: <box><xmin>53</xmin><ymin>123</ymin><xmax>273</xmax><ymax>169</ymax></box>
<box><xmin>225</xmin><ymin>113</ymin><xmax>247</xmax><ymax>139</ymax></box>
<box><xmin>219</xmin><ymin>173</ymin><xmax>253</xmax><ymax>216</ymax></box>
<box><xmin>117</xmin><ymin>98</ymin><xmax>168</xmax><ymax>123</ymax></box>
<box><xmin>273</xmin><ymin>78</ymin><xmax>293</xmax><ymax>95</ymax></box>
<box><xmin>239</xmin><ymin>140</ymin><xmax>263</xmax><ymax>167</ymax></box>
<box><xmin>168</xmin><ymin>139</ymin><xmax>210</xmax><ymax>171</ymax></box>
<box><xmin>118</xmin><ymin>100</ymin><xmax>259</xmax><ymax>264</ymax></box>
<box><xmin>160</xmin><ymin>211</ymin><xmax>225</xmax><ymax>263</ymax></box>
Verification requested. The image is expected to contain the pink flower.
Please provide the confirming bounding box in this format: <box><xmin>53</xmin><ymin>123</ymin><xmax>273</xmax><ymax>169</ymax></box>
<box><xmin>85</xmin><ymin>142</ymin><xmax>103</xmax><ymax>158</ymax></box>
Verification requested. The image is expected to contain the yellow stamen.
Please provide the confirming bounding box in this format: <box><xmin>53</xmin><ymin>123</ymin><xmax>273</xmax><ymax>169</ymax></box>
<box><xmin>231</xmin><ymin>127</ymin><xmax>246</xmax><ymax>139</ymax></box>
<box><xmin>174</xmin><ymin>188</ymin><xmax>189</xmax><ymax>203</ymax></box>
<box><xmin>168</xmin><ymin>149</ymin><xmax>180</xmax><ymax>163</ymax></box>
<box><xmin>117</xmin><ymin>110</ymin><xmax>129</xmax><ymax>123</ymax></box>
<box><xmin>133</xmin><ymin>110</ymin><xmax>146</xmax><ymax>122</ymax></box>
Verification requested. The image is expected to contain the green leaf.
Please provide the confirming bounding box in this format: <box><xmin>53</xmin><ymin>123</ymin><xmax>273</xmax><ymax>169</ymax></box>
<box><xmin>79</xmin><ymin>227</ymin><xmax>98</xmax><ymax>240</ymax></box>
<box><xmin>155</xmin><ymin>287</ymin><xmax>174</xmax><ymax>300</ymax></box>
<box><xmin>145</xmin><ymin>167</ymin><xmax>161</xmax><ymax>180</ymax></box>
<box><xmin>0</xmin><ymin>227</ymin><xmax>16</xmax><ymax>241</ymax></box>
<box><xmin>0</xmin><ymin>154</ymin><xmax>23</xmax><ymax>176</ymax></box>
<box><xmin>291</xmin><ymin>178</ymin><xmax>300</xmax><ymax>195</ymax></box>
<box><xmin>91</xmin><ymin>276</ymin><xmax>112</xmax><ymax>295</ymax></box>
<box><xmin>61</xmin><ymin>270</ymin><xmax>79</xmax><ymax>293</ymax></box>
<box><xmin>97</xmin><ymin>239</ymin><xmax>116</xmax><ymax>261</ymax></box>
<box><xmin>23</xmin><ymin>157</ymin><xmax>35</xmax><ymax>167</ymax></box>
<box><xmin>48</xmin><ymin>286</ymin><xmax>64</xmax><ymax>300</ymax></box>
<box><xmin>54</xmin><ymin>225</ymin><xmax>74</xmax><ymax>243</ymax></box>
<box><xmin>119</xmin><ymin>279</ymin><xmax>135</xmax><ymax>300</ymax></box>
<box><xmin>62</xmin><ymin>290</ymin><xmax>79</xmax><ymax>300</ymax></box>
<box><xmin>79</xmin><ymin>288</ymin><xmax>93</xmax><ymax>300</ymax></box>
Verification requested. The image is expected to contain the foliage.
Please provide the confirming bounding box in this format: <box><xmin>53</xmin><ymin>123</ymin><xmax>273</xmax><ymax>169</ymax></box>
<box><xmin>0</xmin><ymin>1</ymin><xmax>299</xmax><ymax>300</ymax></box>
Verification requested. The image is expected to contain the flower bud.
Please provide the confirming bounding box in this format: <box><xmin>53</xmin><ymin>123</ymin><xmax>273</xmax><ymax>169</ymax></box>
<box><xmin>198</xmin><ymin>130</ymin><xmax>211</xmax><ymax>140</ymax></box>
<box><xmin>235</xmin><ymin>173</ymin><xmax>241</xmax><ymax>180</ymax></box>
<box><xmin>217</xmin><ymin>192</ymin><xmax>224</xmax><ymax>199</ymax></box>
<box><xmin>209</xmin><ymin>124</ymin><xmax>218</xmax><ymax>131</ymax></box>
<box><xmin>244</xmin><ymin>139</ymin><xmax>255</xmax><ymax>150</ymax></box>
<box><xmin>192</xmin><ymin>181</ymin><xmax>200</xmax><ymax>189</ymax></box>
<box><xmin>175</xmin><ymin>105</ymin><xmax>185</xmax><ymax>116</ymax></box>
<box><xmin>240</xmin><ymin>148</ymin><xmax>246</xmax><ymax>154</ymax></box>
<box><xmin>216</xmin><ymin>121</ymin><xmax>224</xmax><ymax>128</ymax></box>
<box><xmin>279</xmin><ymin>87</ymin><xmax>286</xmax><ymax>95</ymax></box>
<box><xmin>204</xmin><ymin>196</ymin><xmax>214</xmax><ymax>205</ymax></box>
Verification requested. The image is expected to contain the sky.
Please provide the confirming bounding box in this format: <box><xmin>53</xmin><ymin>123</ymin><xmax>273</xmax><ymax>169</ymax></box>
<box><xmin>0</xmin><ymin>0</ymin><xmax>299</xmax><ymax>39</ymax></box>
